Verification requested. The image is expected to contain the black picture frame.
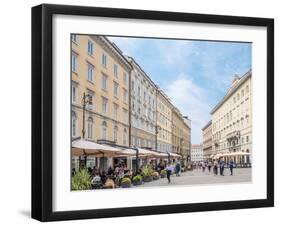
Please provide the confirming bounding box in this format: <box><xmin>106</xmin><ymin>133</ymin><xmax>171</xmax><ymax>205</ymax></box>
<box><xmin>32</xmin><ymin>3</ymin><xmax>274</xmax><ymax>222</ymax></box>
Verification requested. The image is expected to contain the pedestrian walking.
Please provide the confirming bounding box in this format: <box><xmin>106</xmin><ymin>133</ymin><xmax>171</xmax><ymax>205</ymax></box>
<box><xmin>229</xmin><ymin>159</ymin><xmax>234</xmax><ymax>176</ymax></box>
<box><xmin>175</xmin><ymin>161</ymin><xmax>181</xmax><ymax>176</ymax></box>
<box><xmin>202</xmin><ymin>161</ymin><xmax>206</xmax><ymax>173</ymax></box>
<box><xmin>219</xmin><ymin>158</ymin><xmax>225</xmax><ymax>176</ymax></box>
<box><xmin>213</xmin><ymin>160</ymin><xmax>218</xmax><ymax>175</ymax></box>
<box><xmin>207</xmin><ymin>161</ymin><xmax>212</xmax><ymax>173</ymax></box>
<box><xmin>165</xmin><ymin>162</ymin><xmax>174</xmax><ymax>183</ymax></box>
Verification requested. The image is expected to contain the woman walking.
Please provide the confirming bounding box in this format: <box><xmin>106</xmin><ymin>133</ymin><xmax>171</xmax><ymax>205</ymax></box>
<box><xmin>165</xmin><ymin>162</ymin><xmax>174</xmax><ymax>183</ymax></box>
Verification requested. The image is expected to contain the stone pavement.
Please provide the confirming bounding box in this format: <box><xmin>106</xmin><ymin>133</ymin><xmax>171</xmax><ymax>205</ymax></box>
<box><xmin>139</xmin><ymin>168</ymin><xmax>251</xmax><ymax>187</ymax></box>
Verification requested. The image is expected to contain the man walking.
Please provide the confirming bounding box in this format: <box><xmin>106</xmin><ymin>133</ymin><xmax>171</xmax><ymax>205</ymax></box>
<box><xmin>229</xmin><ymin>158</ymin><xmax>234</xmax><ymax>176</ymax></box>
<box><xmin>219</xmin><ymin>158</ymin><xmax>225</xmax><ymax>176</ymax></box>
<box><xmin>207</xmin><ymin>161</ymin><xmax>212</xmax><ymax>173</ymax></box>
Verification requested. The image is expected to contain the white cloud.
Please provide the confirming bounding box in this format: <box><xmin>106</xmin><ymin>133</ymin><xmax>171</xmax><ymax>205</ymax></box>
<box><xmin>155</xmin><ymin>40</ymin><xmax>196</xmax><ymax>68</ymax></box>
<box><xmin>164</xmin><ymin>74</ymin><xmax>212</xmax><ymax>144</ymax></box>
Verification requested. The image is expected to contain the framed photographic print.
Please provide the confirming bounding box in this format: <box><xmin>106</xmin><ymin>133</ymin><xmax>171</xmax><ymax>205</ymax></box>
<box><xmin>31</xmin><ymin>4</ymin><xmax>274</xmax><ymax>222</ymax></box>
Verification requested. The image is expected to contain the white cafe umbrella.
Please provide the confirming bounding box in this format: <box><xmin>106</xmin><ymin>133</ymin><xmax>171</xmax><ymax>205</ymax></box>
<box><xmin>72</xmin><ymin>139</ymin><xmax>123</xmax><ymax>157</ymax></box>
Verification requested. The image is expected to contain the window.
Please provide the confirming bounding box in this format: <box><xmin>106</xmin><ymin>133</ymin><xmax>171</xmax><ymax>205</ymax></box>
<box><xmin>71</xmin><ymin>34</ymin><xmax>77</xmax><ymax>43</ymax></box>
<box><xmin>113</xmin><ymin>103</ymin><xmax>118</xmax><ymax>119</ymax></box>
<box><xmin>246</xmin><ymin>136</ymin><xmax>249</xmax><ymax>142</ymax></box>
<box><xmin>131</xmin><ymin>80</ymin><xmax>135</xmax><ymax>91</ymax></box>
<box><xmin>123</xmin><ymin>72</ymin><xmax>127</xmax><ymax>85</ymax></box>
<box><xmin>123</xmin><ymin>89</ymin><xmax>127</xmax><ymax>103</ymax></box>
<box><xmin>87</xmin><ymin>40</ymin><xmax>93</xmax><ymax>55</ymax></box>
<box><xmin>101</xmin><ymin>121</ymin><xmax>107</xmax><ymax>140</ymax></box>
<box><xmin>87</xmin><ymin>64</ymin><xmax>94</xmax><ymax>82</ymax></box>
<box><xmin>102</xmin><ymin>53</ymin><xmax>107</xmax><ymax>67</ymax></box>
<box><xmin>123</xmin><ymin>109</ymin><xmax>128</xmax><ymax>123</ymax></box>
<box><xmin>101</xmin><ymin>97</ymin><xmax>108</xmax><ymax>114</ymax></box>
<box><xmin>72</xmin><ymin>111</ymin><xmax>77</xmax><ymax>137</ymax></box>
<box><xmin>71</xmin><ymin>52</ymin><xmax>78</xmax><ymax>72</ymax></box>
<box><xmin>143</xmin><ymin>91</ymin><xmax>146</xmax><ymax>101</ymax></box>
<box><xmin>246</xmin><ymin>85</ymin><xmax>249</xmax><ymax>93</ymax></box>
<box><xmin>72</xmin><ymin>82</ymin><xmax>78</xmax><ymax>103</ymax></box>
<box><xmin>114</xmin><ymin>64</ymin><xmax>118</xmax><ymax>78</ymax></box>
<box><xmin>242</xmin><ymin>89</ymin><xmax>244</xmax><ymax>97</ymax></box>
<box><xmin>101</xmin><ymin>74</ymin><xmax>107</xmax><ymax>90</ymax></box>
<box><xmin>123</xmin><ymin>128</ymin><xmax>127</xmax><ymax>145</ymax></box>
<box><xmin>87</xmin><ymin>117</ymin><xmax>93</xmax><ymax>139</ymax></box>
<box><xmin>114</xmin><ymin>82</ymin><xmax>118</xmax><ymax>97</ymax></box>
<box><xmin>138</xmin><ymin>86</ymin><xmax>141</xmax><ymax>96</ymax></box>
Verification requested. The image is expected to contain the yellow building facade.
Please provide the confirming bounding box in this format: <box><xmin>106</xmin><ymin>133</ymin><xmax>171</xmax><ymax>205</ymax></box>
<box><xmin>71</xmin><ymin>35</ymin><xmax>131</xmax><ymax>168</ymax></box>
<box><xmin>210</xmin><ymin>70</ymin><xmax>252</xmax><ymax>165</ymax></box>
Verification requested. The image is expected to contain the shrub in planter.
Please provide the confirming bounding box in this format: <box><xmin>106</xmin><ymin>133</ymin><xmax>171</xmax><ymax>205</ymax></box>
<box><xmin>132</xmin><ymin>174</ymin><xmax>142</xmax><ymax>186</ymax></box>
<box><xmin>142</xmin><ymin>165</ymin><xmax>154</xmax><ymax>182</ymax></box>
<box><xmin>160</xmin><ymin>169</ymin><xmax>167</xmax><ymax>178</ymax></box>
<box><xmin>71</xmin><ymin>169</ymin><xmax>92</xmax><ymax>190</ymax></box>
<box><xmin>120</xmin><ymin>177</ymin><xmax>131</xmax><ymax>188</ymax></box>
<box><xmin>152</xmin><ymin>171</ymin><xmax>160</xmax><ymax>180</ymax></box>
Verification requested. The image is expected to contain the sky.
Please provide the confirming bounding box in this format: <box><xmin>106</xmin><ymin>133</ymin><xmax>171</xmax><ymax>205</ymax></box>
<box><xmin>108</xmin><ymin>36</ymin><xmax>252</xmax><ymax>144</ymax></box>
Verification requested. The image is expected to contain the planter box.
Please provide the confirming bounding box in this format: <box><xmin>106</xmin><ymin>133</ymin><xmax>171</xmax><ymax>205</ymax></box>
<box><xmin>160</xmin><ymin>174</ymin><xmax>166</xmax><ymax>178</ymax></box>
<box><xmin>143</xmin><ymin>176</ymin><xmax>153</xmax><ymax>182</ymax></box>
<box><xmin>120</xmin><ymin>183</ymin><xmax>131</xmax><ymax>188</ymax></box>
<box><xmin>153</xmin><ymin>176</ymin><xmax>160</xmax><ymax>180</ymax></box>
<box><xmin>133</xmin><ymin>181</ymin><xmax>142</xmax><ymax>186</ymax></box>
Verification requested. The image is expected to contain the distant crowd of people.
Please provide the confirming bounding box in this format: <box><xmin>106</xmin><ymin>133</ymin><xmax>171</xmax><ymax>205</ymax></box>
<box><xmin>192</xmin><ymin>158</ymin><xmax>235</xmax><ymax>176</ymax></box>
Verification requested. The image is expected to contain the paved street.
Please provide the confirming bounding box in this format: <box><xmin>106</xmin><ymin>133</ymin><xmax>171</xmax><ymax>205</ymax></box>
<box><xmin>139</xmin><ymin>168</ymin><xmax>251</xmax><ymax>187</ymax></box>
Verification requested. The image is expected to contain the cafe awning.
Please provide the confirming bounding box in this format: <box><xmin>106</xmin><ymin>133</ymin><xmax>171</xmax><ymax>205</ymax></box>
<box><xmin>72</xmin><ymin>139</ymin><xmax>123</xmax><ymax>157</ymax></box>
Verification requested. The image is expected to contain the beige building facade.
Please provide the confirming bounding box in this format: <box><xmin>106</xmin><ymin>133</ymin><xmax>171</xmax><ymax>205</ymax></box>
<box><xmin>210</xmin><ymin>70</ymin><xmax>252</xmax><ymax>165</ymax></box>
<box><xmin>156</xmin><ymin>90</ymin><xmax>173</xmax><ymax>153</ymax></box>
<box><xmin>202</xmin><ymin>120</ymin><xmax>212</xmax><ymax>160</ymax></box>
<box><xmin>172</xmin><ymin>108</ymin><xmax>191</xmax><ymax>162</ymax></box>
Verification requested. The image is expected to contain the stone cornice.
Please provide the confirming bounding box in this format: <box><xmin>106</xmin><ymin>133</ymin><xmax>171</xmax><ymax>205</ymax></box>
<box><xmin>210</xmin><ymin>69</ymin><xmax>252</xmax><ymax>115</ymax></box>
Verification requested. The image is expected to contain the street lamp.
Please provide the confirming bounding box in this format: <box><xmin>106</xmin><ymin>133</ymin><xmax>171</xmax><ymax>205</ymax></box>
<box><xmin>155</xmin><ymin>125</ymin><xmax>162</xmax><ymax>152</ymax></box>
<box><xmin>131</xmin><ymin>146</ymin><xmax>139</xmax><ymax>174</ymax></box>
<box><xmin>80</xmin><ymin>92</ymin><xmax>93</xmax><ymax>169</ymax></box>
<box><xmin>155</xmin><ymin>125</ymin><xmax>162</xmax><ymax>169</ymax></box>
<box><xmin>82</xmin><ymin>92</ymin><xmax>93</xmax><ymax>139</ymax></box>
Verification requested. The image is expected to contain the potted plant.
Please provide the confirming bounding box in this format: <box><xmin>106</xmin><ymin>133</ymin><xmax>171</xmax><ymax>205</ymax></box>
<box><xmin>152</xmin><ymin>171</ymin><xmax>160</xmax><ymax>180</ymax></box>
<box><xmin>160</xmin><ymin>169</ymin><xmax>167</xmax><ymax>178</ymax></box>
<box><xmin>132</xmin><ymin>174</ymin><xmax>142</xmax><ymax>186</ymax></box>
<box><xmin>142</xmin><ymin>165</ymin><xmax>153</xmax><ymax>182</ymax></box>
<box><xmin>71</xmin><ymin>169</ymin><xmax>92</xmax><ymax>190</ymax></box>
<box><xmin>103</xmin><ymin>178</ymin><xmax>115</xmax><ymax>189</ymax></box>
<box><xmin>120</xmin><ymin>177</ymin><xmax>131</xmax><ymax>188</ymax></box>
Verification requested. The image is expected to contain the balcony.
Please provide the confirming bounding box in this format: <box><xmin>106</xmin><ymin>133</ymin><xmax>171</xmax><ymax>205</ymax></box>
<box><xmin>226</xmin><ymin>131</ymin><xmax>240</xmax><ymax>140</ymax></box>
